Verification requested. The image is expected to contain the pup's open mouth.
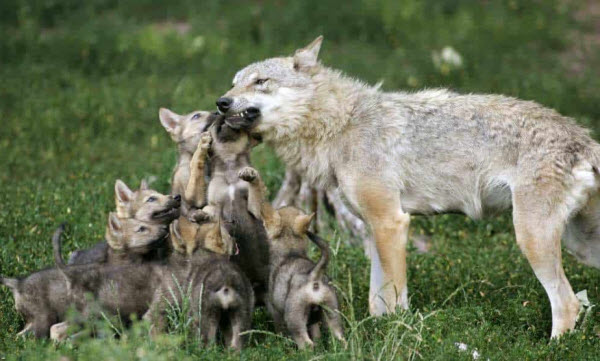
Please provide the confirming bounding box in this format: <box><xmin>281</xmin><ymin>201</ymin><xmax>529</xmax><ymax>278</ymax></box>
<box><xmin>224</xmin><ymin>107</ymin><xmax>261</xmax><ymax>129</ymax></box>
<box><xmin>152</xmin><ymin>207</ymin><xmax>180</xmax><ymax>221</ymax></box>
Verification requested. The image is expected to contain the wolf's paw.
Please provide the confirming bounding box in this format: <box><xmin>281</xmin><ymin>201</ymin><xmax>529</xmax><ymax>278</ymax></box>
<box><xmin>199</xmin><ymin>132</ymin><xmax>212</xmax><ymax>150</ymax></box>
<box><xmin>238</xmin><ymin>167</ymin><xmax>258</xmax><ymax>183</ymax></box>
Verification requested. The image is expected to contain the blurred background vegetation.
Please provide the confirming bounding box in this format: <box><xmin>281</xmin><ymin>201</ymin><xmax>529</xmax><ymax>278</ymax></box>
<box><xmin>0</xmin><ymin>0</ymin><xmax>599</xmax><ymax>359</ymax></box>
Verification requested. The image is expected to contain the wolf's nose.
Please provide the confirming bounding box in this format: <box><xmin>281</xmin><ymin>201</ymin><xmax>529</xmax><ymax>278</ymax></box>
<box><xmin>216</xmin><ymin>97</ymin><xmax>233</xmax><ymax>112</ymax></box>
<box><xmin>173</xmin><ymin>194</ymin><xmax>181</xmax><ymax>202</ymax></box>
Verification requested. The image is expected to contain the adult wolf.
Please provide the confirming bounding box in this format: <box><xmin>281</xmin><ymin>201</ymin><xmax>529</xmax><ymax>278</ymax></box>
<box><xmin>217</xmin><ymin>36</ymin><xmax>600</xmax><ymax>338</ymax></box>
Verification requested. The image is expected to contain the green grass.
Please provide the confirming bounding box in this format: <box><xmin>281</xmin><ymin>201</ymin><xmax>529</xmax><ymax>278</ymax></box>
<box><xmin>1</xmin><ymin>0</ymin><xmax>600</xmax><ymax>359</ymax></box>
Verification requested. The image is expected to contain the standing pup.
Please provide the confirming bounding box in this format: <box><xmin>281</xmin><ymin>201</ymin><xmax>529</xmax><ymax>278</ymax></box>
<box><xmin>218</xmin><ymin>35</ymin><xmax>600</xmax><ymax>337</ymax></box>
<box><xmin>240</xmin><ymin>167</ymin><xmax>344</xmax><ymax>349</ymax></box>
<box><xmin>159</xmin><ymin>108</ymin><xmax>215</xmax><ymax>211</ymax></box>
<box><xmin>196</xmin><ymin>114</ymin><xmax>270</xmax><ymax>303</ymax></box>
<box><xmin>145</xmin><ymin>215</ymin><xmax>254</xmax><ymax>350</ymax></box>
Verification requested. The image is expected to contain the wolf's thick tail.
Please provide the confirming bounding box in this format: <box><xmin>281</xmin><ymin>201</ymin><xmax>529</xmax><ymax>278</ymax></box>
<box><xmin>52</xmin><ymin>223</ymin><xmax>71</xmax><ymax>280</ymax></box>
<box><xmin>307</xmin><ymin>231</ymin><xmax>330</xmax><ymax>282</ymax></box>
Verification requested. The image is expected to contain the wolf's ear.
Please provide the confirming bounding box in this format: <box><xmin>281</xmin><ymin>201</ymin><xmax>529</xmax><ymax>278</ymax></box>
<box><xmin>293</xmin><ymin>35</ymin><xmax>323</xmax><ymax>70</ymax></box>
<box><xmin>220</xmin><ymin>223</ymin><xmax>234</xmax><ymax>255</ymax></box>
<box><xmin>159</xmin><ymin>108</ymin><xmax>181</xmax><ymax>137</ymax></box>
<box><xmin>139</xmin><ymin>179</ymin><xmax>149</xmax><ymax>190</ymax></box>
<box><xmin>293</xmin><ymin>212</ymin><xmax>314</xmax><ymax>236</ymax></box>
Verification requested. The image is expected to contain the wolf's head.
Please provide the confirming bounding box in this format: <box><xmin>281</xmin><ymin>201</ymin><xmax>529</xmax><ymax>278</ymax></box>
<box><xmin>217</xmin><ymin>36</ymin><xmax>324</xmax><ymax>135</ymax></box>
<box><xmin>160</xmin><ymin>108</ymin><xmax>213</xmax><ymax>154</ymax></box>
<box><xmin>105</xmin><ymin>212</ymin><xmax>169</xmax><ymax>252</ymax></box>
<box><xmin>263</xmin><ymin>206</ymin><xmax>314</xmax><ymax>257</ymax></box>
<box><xmin>115</xmin><ymin>179</ymin><xmax>181</xmax><ymax>224</ymax></box>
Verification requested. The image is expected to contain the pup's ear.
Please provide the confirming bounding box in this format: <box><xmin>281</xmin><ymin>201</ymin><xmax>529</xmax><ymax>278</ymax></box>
<box><xmin>293</xmin><ymin>35</ymin><xmax>323</xmax><ymax>70</ymax></box>
<box><xmin>293</xmin><ymin>212</ymin><xmax>314</xmax><ymax>236</ymax></box>
<box><xmin>107</xmin><ymin>213</ymin><xmax>125</xmax><ymax>250</ymax></box>
<box><xmin>262</xmin><ymin>206</ymin><xmax>282</xmax><ymax>239</ymax></box>
<box><xmin>159</xmin><ymin>108</ymin><xmax>181</xmax><ymax>137</ymax></box>
<box><xmin>139</xmin><ymin>179</ymin><xmax>149</xmax><ymax>190</ymax></box>
<box><xmin>205</xmin><ymin>221</ymin><xmax>226</xmax><ymax>254</ymax></box>
<box><xmin>115</xmin><ymin>179</ymin><xmax>134</xmax><ymax>203</ymax></box>
<box><xmin>169</xmin><ymin>220</ymin><xmax>186</xmax><ymax>254</ymax></box>
<box><xmin>220</xmin><ymin>223</ymin><xmax>235</xmax><ymax>255</ymax></box>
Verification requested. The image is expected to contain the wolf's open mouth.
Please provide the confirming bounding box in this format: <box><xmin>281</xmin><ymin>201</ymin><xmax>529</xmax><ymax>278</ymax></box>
<box><xmin>152</xmin><ymin>207</ymin><xmax>180</xmax><ymax>220</ymax></box>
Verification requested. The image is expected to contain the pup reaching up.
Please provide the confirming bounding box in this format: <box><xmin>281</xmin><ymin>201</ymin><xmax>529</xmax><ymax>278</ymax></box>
<box><xmin>240</xmin><ymin>168</ymin><xmax>344</xmax><ymax>349</ymax></box>
<box><xmin>196</xmin><ymin>114</ymin><xmax>270</xmax><ymax>303</ymax></box>
<box><xmin>159</xmin><ymin>108</ymin><xmax>214</xmax><ymax>206</ymax></box>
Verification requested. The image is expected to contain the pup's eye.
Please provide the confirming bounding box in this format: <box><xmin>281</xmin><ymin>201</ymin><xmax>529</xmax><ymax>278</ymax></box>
<box><xmin>146</xmin><ymin>196</ymin><xmax>157</xmax><ymax>203</ymax></box>
<box><xmin>137</xmin><ymin>226</ymin><xmax>147</xmax><ymax>233</ymax></box>
<box><xmin>255</xmin><ymin>78</ymin><xmax>268</xmax><ymax>85</ymax></box>
<box><xmin>191</xmin><ymin>113</ymin><xmax>201</xmax><ymax>120</ymax></box>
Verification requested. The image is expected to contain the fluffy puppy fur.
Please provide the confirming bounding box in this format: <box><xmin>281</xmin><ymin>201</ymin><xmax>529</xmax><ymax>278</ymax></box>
<box><xmin>240</xmin><ymin>168</ymin><xmax>344</xmax><ymax>349</ymax></box>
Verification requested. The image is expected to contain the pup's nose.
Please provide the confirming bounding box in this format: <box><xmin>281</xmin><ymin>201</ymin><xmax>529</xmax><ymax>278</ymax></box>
<box><xmin>173</xmin><ymin>194</ymin><xmax>181</xmax><ymax>202</ymax></box>
<box><xmin>216</xmin><ymin>97</ymin><xmax>233</xmax><ymax>113</ymax></box>
<box><xmin>246</xmin><ymin>107</ymin><xmax>260</xmax><ymax>120</ymax></box>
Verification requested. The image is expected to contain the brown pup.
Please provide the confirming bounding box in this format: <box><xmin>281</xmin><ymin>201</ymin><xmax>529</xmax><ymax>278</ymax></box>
<box><xmin>240</xmin><ymin>168</ymin><xmax>344</xmax><ymax>349</ymax></box>
<box><xmin>159</xmin><ymin>108</ymin><xmax>214</xmax><ymax>212</ymax></box>
<box><xmin>197</xmin><ymin>114</ymin><xmax>270</xmax><ymax>304</ymax></box>
<box><xmin>68</xmin><ymin>179</ymin><xmax>180</xmax><ymax>265</ymax></box>
<box><xmin>144</xmin><ymin>214</ymin><xmax>254</xmax><ymax>350</ymax></box>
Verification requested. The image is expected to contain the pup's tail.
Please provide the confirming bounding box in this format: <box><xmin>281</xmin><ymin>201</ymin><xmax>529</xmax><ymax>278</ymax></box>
<box><xmin>0</xmin><ymin>276</ymin><xmax>18</xmax><ymax>290</ymax></box>
<box><xmin>215</xmin><ymin>285</ymin><xmax>239</xmax><ymax>310</ymax></box>
<box><xmin>307</xmin><ymin>231</ymin><xmax>330</xmax><ymax>282</ymax></box>
<box><xmin>52</xmin><ymin>223</ymin><xmax>70</xmax><ymax>280</ymax></box>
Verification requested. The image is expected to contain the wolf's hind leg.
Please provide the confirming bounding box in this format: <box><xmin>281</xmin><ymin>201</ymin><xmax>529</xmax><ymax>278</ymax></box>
<box><xmin>513</xmin><ymin>184</ymin><xmax>579</xmax><ymax>338</ymax></box>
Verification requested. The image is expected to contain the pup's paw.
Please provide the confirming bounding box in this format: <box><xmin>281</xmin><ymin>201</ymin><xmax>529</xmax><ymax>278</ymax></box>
<box><xmin>238</xmin><ymin>167</ymin><xmax>258</xmax><ymax>183</ymax></box>
<box><xmin>188</xmin><ymin>209</ymin><xmax>211</xmax><ymax>223</ymax></box>
<box><xmin>199</xmin><ymin>132</ymin><xmax>212</xmax><ymax>150</ymax></box>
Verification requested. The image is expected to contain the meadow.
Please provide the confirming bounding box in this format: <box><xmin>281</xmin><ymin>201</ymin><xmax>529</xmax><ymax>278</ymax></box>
<box><xmin>0</xmin><ymin>0</ymin><xmax>599</xmax><ymax>359</ymax></box>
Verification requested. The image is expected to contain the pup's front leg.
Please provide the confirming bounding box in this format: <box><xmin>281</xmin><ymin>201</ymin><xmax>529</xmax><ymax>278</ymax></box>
<box><xmin>185</xmin><ymin>132</ymin><xmax>212</xmax><ymax>208</ymax></box>
<box><xmin>238</xmin><ymin>166</ymin><xmax>267</xmax><ymax>219</ymax></box>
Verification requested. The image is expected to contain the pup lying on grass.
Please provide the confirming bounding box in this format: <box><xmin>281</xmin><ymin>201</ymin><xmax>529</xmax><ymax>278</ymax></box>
<box><xmin>196</xmin><ymin>113</ymin><xmax>270</xmax><ymax>304</ymax></box>
<box><xmin>68</xmin><ymin>179</ymin><xmax>180</xmax><ymax>265</ymax></box>
<box><xmin>0</xmin><ymin>218</ymin><xmax>168</xmax><ymax>339</ymax></box>
<box><xmin>144</xmin><ymin>214</ymin><xmax>254</xmax><ymax>350</ymax></box>
<box><xmin>240</xmin><ymin>167</ymin><xmax>344</xmax><ymax>349</ymax></box>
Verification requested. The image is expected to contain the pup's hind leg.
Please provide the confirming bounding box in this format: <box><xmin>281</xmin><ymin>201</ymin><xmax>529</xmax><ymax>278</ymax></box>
<box><xmin>513</xmin><ymin>184</ymin><xmax>579</xmax><ymax>338</ymax></box>
<box><xmin>322</xmin><ymin>295</ymin><xmax>345</xmax><ymax>343</ymax></box>
<box><xmin>349</xmin><ymin>178</ymin><xmax>410</xmax><ymax>315</ymax></box>
<box><xmin>224</xmin><ymin>310</ymin><xmax>246</xmax><ymax>350</ymax></box>
<box><xmin>284</xmin><ymin>298</ymin><xmax>313</xmax><ymax>349</ymax></box>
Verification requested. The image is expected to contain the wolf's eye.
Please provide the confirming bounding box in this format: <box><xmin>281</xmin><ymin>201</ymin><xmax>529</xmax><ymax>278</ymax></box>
<box><xmin>255</xmin><ymin>78</ymin><xmax>268</xmax><ymax>85</ymax></box>
<box><xmin>191</xmin><ymin>113</ymin><xmax>201</xmax><ymax>120</ymax></box>
<box><xmin>146</xmin><ymin>196</ymin><xmax>157</xmax><ymax>203</ymax></box>
<box><xmin>137</xmin><ymin>226</ymin><xmax>147</xmax><ymax>233</ymax></box>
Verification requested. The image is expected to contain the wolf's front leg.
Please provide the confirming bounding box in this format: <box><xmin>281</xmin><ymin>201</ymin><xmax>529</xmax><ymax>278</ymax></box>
<box><xmin>185</xmin><ymin>132</ymin><xmax>212</xmax><ymax>208</ymax></box>
<box><xmin>349</xmin><ymin>178</ymin><xmax>410</xmax><ymax>315</ymax></box>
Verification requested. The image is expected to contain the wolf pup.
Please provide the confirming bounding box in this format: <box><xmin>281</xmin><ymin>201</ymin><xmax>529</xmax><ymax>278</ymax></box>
<box><xmin>196</xmin><ymin>114</ymin><xmax>270</xmax><ymax>303</ymax></box>
<box><xmin>218</xmin><ymin>35</ymin><xmax>600</xmax><ymax>337</ymax></box>
<box><xmin>68</xmin><ymin>179</ymin><xmax>180</xmax><ymax>265</ymax></box>
<box><xmin>240</xmin><ymin>167</ymin><xmax>344</xmax><ymax>349</ymax></box>
<box><xmin>159</xmin><ymin>108</ymin><xmax>215</xmax><ymax>210</ymax></box>
<box><xmin>145</xmin><ymin>215</ymin><xmax>254</xmax><ymax>350</ymax></box>
<box><xmin>51</xmin><ymin>214</ymin><xmax>229</xmax><ymax>327</ymax></box>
